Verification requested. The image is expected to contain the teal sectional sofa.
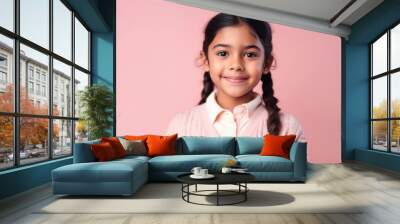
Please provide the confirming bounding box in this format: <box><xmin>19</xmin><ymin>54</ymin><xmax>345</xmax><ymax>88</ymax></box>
<box><xmin>52</xmin><ymin>137</ymin><xmax>307</xmax><ymax>196</ymax></box>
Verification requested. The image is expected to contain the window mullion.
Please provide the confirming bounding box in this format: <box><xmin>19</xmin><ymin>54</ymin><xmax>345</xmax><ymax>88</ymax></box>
<box><xmin>370</xmin><ymin>45</ymin><xmax>373</xmax><ymax>149</ymax></box>
<box><xmin>49</xmin><ymin>0</ymin><xmax>53</xmax><ymax>160</ymax></box>
<box><xmin>387</xmin><ymin>30</ymin><xmax>391</xmax><ymax>153</ymax></box>
<box><xmin>71</xmin><ymin>10</ymin><xmax>76</xmax><ymax>155</ymax></box>
<box><xmin>13</xmin><ymin>0</ymin><xmax>20</xmax><ymax>167</ymax></box>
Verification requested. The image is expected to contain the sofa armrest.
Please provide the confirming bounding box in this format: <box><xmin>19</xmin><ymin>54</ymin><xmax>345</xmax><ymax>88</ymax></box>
<box><xmin>73</xmin><ymin>140</ymin><xmax>100</xmax><ymax>163</ymax></box>
<box><xmin>289</xmin><ymin>142</ymin><xmax>307</xmax><ymax>181</ymax></box>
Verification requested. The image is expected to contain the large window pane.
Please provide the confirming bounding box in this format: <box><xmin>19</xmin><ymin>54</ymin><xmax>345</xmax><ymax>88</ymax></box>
<box><xmin>0</xmin><ymin>0</ymin><xmax>92</xmax><ymax>168</ymax></box>
<box><xmin>20</xmin><ymin>0</ymin><xmax>49</xmax><ymax>49</ymax></box>
<box><xmin>372</xmin><ymin>121</ymin><xmax>388</xmax><ymax>151</ymax></box>
<box><xmin>391</xmin><ymin>24</ymin><xmax>400</xmax><ymax>70</ymax></box>
<box><xmin>53</xmin><ymin>119</ymin><xmax>72</xmax><ymax>158</ymax></box>
<box><xmin>0</xmin><ymin>34</ymin><xmax>14</xmax><ymax>112</ymax></box>
<box><xmin>53</xmin><ymin>59</ymin><xmax>72</xmax><ymax>117</ymax></box>
<box><xmin>0</xmin><ymin>0</ymin><xmax>14</xmax><ymax>32</ymax></box>
<box><xmin>75</xmin><ymin>120</ymin><xmax>88</xmax><ymax>143</ymax></box>
<box><xmin>391</xmin><ymin>120</ymin><xmax>400</xmax><ymax>153</ymax></box>
<box><xmin>20</xmin><ymin>117</ymin><xmax>49</xmax><ymax>165</ymax></box>
<box><xmin>372</xmin><ymin>77</ymin><xmax>387</xmax><ymax>119</ymax></box>
<box><xmin>372</xmin><ymin>33</ymin><xmax>387</xmax><ymax>76</ymax></box>
<box><xmin>392</xmin><ymin>72</ymin><xmax>400</xmax><ymax>118</ymax></box>
<box><xmin>74</xmin><ymin>69</ymin><xmax>89</xmax><ymax>118</ymax></box>
<box><xmin>74</xmin><ymin>18</ymin><xmax>89</xmax><ymax>70</ymax></box>
<box><xmin>0</xmin><ymin>116</ymin><xmax>13</xmax><ymax>170</ymax></box>
<box><xmin>53</xmin><ymin>0</ymin><xmax>72</xmax><ymax>60</ymax></box>
<box><xmin>20</xmin><ymin>44</ymin><xmax>49</xmax><ymax>115</ymax></box>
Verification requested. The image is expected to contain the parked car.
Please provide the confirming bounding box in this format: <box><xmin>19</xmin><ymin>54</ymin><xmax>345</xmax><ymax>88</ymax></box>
<box><xmin>7</xmin><ymin>150</ymin><xmax>32</xmax><ymax>160</ymax></box>
<box><xmin>54</xmin><ymin>149</ymin><xmax>62</xmax><ymax>156</ymax></box>
<box><xmin>7</xmin><ymin>153</ymin><xmax>13</xmax><ymax>161</ymax></box>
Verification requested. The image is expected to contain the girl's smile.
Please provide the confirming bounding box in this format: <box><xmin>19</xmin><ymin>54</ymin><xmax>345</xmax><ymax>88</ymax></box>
<box><xmin>221</xmin><ymin>73</ymin><xmax>250</xmax><ymax>85</ymax></box>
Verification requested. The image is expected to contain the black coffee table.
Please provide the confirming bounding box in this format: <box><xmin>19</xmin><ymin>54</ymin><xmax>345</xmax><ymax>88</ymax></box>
<box><xmin>177</xmin><ymin>172</ymin><xmax>255</xmax><ymax>206</ymax></box>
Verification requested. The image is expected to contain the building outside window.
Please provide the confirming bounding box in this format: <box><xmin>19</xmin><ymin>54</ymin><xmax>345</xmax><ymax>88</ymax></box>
<box><xmin>35</xmin><ymin>70</ymin><xmax>40</xmax><ymax>81</ymax></box>
<box><xmin>42</xmin><ymin>85</ymin><xmax>46</xmax><ymax>97</ymax></box>
<box><xmin>35</xmin><ymin>83</ymin><xmax>40</xmax><ymax>95</ymax></box>
<box><xmin>28</xmin><ymin>81</ymin><xmax>34</xmax><ymax>93</ymax></box>
<box><xmin>0</xmin><ymin>71</ymin><xmax>6</xmax><ymax>84</ymax></box>
<box><xmin>28</xmin><ymin>67</ymin><xmax>34</xmax><ymax>80</ymax></box>
<box><xmin>0</xmin><ymin>54</ymin><xmax>6</xmax><ymax>67</ymax></box>
<box><xmin>0</xmin><ymin>54</ymin><xmax>7</xmax><ymax>90</ymax></box>
<box><xmin>41</xmin><ymin>73</ymin><xmax>46</xmax><ymax>83</ymax></box>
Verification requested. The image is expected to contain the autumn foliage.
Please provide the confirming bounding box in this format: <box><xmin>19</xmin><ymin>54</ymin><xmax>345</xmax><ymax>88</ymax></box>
<box><xmin>372</xmin><ymin>99</ymin><xmax>400</xmax><ymax>142</ymax></box>
<box><xmin>0</xmin><ymin>85</ymin><xmax>59</xmax><ymax>150</ymax></box>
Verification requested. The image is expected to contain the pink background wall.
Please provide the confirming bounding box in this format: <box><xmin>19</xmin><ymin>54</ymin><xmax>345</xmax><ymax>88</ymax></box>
<box><xmin>116</xmin><ymin>0</ymin><xmax>341</xmax><ymax>163</ymax></box>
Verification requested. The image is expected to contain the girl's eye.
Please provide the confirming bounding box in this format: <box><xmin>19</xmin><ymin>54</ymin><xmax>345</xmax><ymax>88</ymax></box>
<box><xmin>216</xmin><ymin>51</ymin><xmax>227</xmax><ymax>57</ymax></box>
<box><xmin>245</xmin><ymin>52</ymin><xmax>258</xmax><ymax>58</ymax></box>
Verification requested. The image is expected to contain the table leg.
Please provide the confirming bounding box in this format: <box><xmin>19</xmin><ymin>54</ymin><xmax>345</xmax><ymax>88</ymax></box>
<box><xmin>181</xmin><ymin>184</ymin><xmax>183</xmax><ymax>199</ymax></box>
<box><xmin>245</xmin><ymin>183</ymin><xmax>247</xmax><ymax>201</ymax></box>
<box><xmin>217</xmin><ymin>184</ymin><xmax>219</xmax><ymax>206</ymax></box>
<box><xmin>187</xmin><ymin>184</ymin><xmax>190</xmax><ymax>202</ymax></box>
<box><xmin>195</xmin><ymin>184</ymin><xmax>197</xmax><ymax>192</ymax></box>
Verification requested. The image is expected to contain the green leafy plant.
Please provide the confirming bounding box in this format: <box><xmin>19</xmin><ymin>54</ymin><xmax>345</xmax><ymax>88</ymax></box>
<box><xmin>79</xmin><ymin>84</ymin><xmax>113</xmax><ymax>140</ymax></box>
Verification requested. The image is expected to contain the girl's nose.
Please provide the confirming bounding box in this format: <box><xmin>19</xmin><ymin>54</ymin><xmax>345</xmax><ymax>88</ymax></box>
<box><xmin>229</xmin><ymin>64</ymin><xmax>244</xmax><ymax>71</ymax></box>
<box><xmin>229</xmin><ymin>55</ymin><xmax>244</xmax><ymax>71</ymax></box>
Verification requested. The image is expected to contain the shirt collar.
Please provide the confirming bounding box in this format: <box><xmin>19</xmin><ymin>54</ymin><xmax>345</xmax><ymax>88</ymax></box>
<box><xmin>205</xmin><ymin>90</ymin><xmax>262</xmax><ymax>123</ymax></box>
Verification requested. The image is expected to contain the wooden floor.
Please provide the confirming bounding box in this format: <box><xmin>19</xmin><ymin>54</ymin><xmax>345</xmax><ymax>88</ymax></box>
<box><xmin>1</xmin><ymin>162</ymin><xmax>400</xmax><ymax>224</ymax></box>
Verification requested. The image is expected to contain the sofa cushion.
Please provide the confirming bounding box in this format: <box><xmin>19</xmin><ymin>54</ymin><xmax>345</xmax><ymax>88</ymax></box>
<box><xmin>91</xmin><ymin>142</ymin><xmax>118</xmax><ymax>161</ymax></box>
<box><xmin>260</xmin><ymin>135</ymin><xmax>296</xmax><ymax>159</ymax></box>
<box><xmin>236</xmin><ymin>155</ymin><xmax>293</xmax><ymax>172</ymax></box>
<box><xmin>148</xmin><ymin>154</ymin><xmax>235</xmax><ymax>172</ymax></box>
<box><xmin>114</xmin><ymin>155</ymin><xmax>150</xmax><ymax>163</ymax></box>
<box><xmin>118</xmin><ymin>138</ymin><xmax>147</xmax><ymax>156</ymax></box>
<box><xmin>124</xmin><ymin>135</ymin><xmax>149</xmax><ymax>141</ymax></box>
<box><xmin>177</xmin><ymin>137</ymin><xmax>236</xmax><ymax>155</ymax></box>
<box><xmin>52</xmin><ymin>158</ymin><xmax>147</xmax><ymax>183</ymax></box>
<box><xmin>101</xmin><ymin>137</ymin><xmax>127</xmax><ymax>158</ymax></box>
<box><xmin>147</xmin><ymin>134</ymin><xmax>178</xmax><ymax>157</ymax></box>
<box><xmin>236</xmin><ymin>137</ymin><xmax>263</xmax><ymax>155</ymax></box>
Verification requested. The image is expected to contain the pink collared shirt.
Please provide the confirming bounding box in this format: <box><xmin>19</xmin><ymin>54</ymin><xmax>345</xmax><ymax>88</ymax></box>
<box><xmin>166</xmin><ymin>91</ymin><xmax>306</xmax><ymax>142</ymax></box>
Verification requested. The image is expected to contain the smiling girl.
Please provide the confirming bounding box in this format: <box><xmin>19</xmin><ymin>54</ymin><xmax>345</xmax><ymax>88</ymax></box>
<box><xmin>166</xmin><ymin>13</ymin><xmax>305</xmax><ymax>142</ymax></box>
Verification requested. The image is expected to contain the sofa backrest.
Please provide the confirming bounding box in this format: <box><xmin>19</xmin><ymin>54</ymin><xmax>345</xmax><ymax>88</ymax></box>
<box><xmin>73</xmin><ymin>139</ymin><xmax>100</xmax><ymax>163</ymax></box>
<box><xmin>176</xmin><ymin>136</ymin><xmax>236</xmax><ymax>155</ymax></box>
<box><xmin>235</xmin><ymin>137</ymin><xmax>263</xmax><ymax>155</ymax></box>
<box><xmin>74</xmin><ymin>137</ymin><xmax>303</xmax><ymax>161</ymax></box>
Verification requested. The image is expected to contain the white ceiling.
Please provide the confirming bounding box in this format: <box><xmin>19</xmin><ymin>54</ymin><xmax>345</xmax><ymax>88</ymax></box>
<box><xmin>166</xmin><ymin>0</ymin><xmax>384</xmax><ymax>39</ymax></box>
<box><xmin>226</xmin><ymin>0</ymin><xmax>353</xmax><ymax>23</ymax></box>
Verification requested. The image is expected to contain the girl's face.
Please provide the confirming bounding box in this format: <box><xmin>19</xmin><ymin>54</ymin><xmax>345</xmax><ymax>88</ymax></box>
<box><xmin>203</xmin><ymin>22</ymin><xmax>270</xmax><ymax>99</ymax></box>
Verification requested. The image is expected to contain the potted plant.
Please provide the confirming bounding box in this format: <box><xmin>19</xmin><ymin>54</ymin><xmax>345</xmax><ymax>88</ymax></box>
<box><xmin>79</xmin><ymin>84</ymin><xmax>114</xmax><ymax>140</ymax></box>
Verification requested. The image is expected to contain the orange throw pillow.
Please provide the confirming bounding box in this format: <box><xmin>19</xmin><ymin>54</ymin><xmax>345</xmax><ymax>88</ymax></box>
<box><xmin>91</xmin><ymin>142</ymin><xmax>117</xmax><ymax>161</ymax></box>
<box><xmin>260</xmin><ymin>134</ymin><xmax>296</xmax><ymax>159</ymax></box>
<box><xmin>124</xmin><ymin>135</ymin><xmax>148</xmax><ymax>141</ymax></box>
<box><xmin>101</xmin><ymin>137</ymin><xmax>127</xmax><ymax>158</ymax></box>
<box><xmin>146</xmin><ymin>134</ymin><xmax>178</xmax><ymax>157</ymax></box>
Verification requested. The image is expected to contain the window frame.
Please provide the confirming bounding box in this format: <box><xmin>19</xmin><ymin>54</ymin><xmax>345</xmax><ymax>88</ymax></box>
<box><xmin>0</xmin><ymin>0</ymin><xmax>92</xmax><ymax>171</ymax></box>
<box><xmin>369</xmin><ymin>20</ymin><xmax>400</xmax><ymax>154</ymax></box>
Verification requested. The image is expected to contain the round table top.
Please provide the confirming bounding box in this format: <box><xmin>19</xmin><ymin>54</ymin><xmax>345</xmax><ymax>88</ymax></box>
<box><xmin>177</xmin><ymin>172</ymin><xmax>255</xmax><ymax>185</ymax></box>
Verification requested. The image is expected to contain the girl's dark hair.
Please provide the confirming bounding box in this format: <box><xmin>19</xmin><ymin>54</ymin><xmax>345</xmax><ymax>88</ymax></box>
<box><xmin>198</xmin><ymin>13</ymin><xmax>281</xmax><ymax>135</ymax></box>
